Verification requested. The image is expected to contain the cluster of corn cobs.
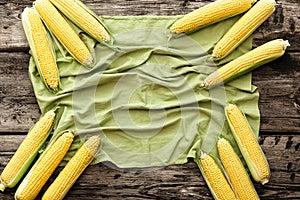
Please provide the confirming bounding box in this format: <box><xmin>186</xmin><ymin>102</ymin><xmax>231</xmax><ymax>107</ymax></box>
<box><xmin>170</xmin><ymin>0</ymin><xmax>289</xmax><ymax>199</ymax></box>
<box><xmin>171</xmin><ymin>0</ymin><xmax>289</xmax><ymax>89</ymax></box>
<box><xmin>22</xmin><ymin>0</ymin><xmax>110</xmax><ymax>92</ymax></box>
<box><xmin>0</xmin><ymin>109</ymin><xmax>100</xmax><ymax>200</ymax></box>
<box><xmin>0</xmin><ymin>0</ymin><xmax>106</xmax><ymax>199</ymax></box>
<box><xmin>200</xmin><ymin>104</ymin><xmax>270</xmax><ymax>200</ymax></box>
<box><xmin>23</xmin><ymin>0</ymin><xmax>290</xmax><ymax>94</ymax></box>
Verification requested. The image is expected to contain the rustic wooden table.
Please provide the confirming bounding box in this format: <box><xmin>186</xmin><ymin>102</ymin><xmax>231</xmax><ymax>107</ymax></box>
<box><xmin>1</xmin><ymin>0</ymin><xmax>299</xmax><ymax>199</ymax></box>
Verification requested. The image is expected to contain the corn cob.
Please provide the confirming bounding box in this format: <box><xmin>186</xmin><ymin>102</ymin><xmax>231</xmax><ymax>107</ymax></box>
<box><xmin>199</xmin><ymin>153</ymin><xmax>236</xmax><ymax>200</ymax></box>
<box><xmin>202</xmin><ymin>39</ymin><xmax>289</xmax><ymax>89</ymax></box>
<box><xmin>170</xmin><ymin>0</ymin><xmax>256</xmax><ymax>33</ymax></box>
<box><xmin>213</xmin><ymin>0</ymin><xmax>276</xmax><ymax>59</ymax></box>
<box><xmin>0</xmin><ymin>110</ymin><xmax>55</xmax><ymax>192</ymax></box>
<box><xmin>217</xmin><ymin>138</ymin><xmax>260</xmax><ymax>200</ymax></box>
<box><xmin>49</xmin><ymin>0</ymin><xmax>110</xmax><ymax>42</ymax></box>
<box><xmin>22</xmin><ymin>7</ymin><xmax>59</xmax><ymax>91</ymax></box>
<box><xmin>42</xmin><ymin>136</ymin><xmax>100</xmax><ymax>200</ymax></box>
<box><xmin>15</xmin><ymin>131</ymin><xmax>74</xmax><ymax>200</ymax></box>
<box><xmin>226</xmin><ymin>104</ymin><xmax>270</xmax><ymax>184</ymax></box>
<box><xmin>34</xmin><ymin>0</ymin><xmax>93</xmax><ymax>66</ymax></box>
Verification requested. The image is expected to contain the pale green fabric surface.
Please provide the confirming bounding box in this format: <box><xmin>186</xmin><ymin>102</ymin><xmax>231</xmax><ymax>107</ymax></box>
<box><xmin>28</xmin><ymin>15</ymin><xmax>260</xmax><ymax>168</ymax></box>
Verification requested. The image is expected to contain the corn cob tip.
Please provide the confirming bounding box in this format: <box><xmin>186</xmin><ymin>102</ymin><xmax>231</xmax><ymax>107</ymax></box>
<box><xmin>84</xmin><ymin>136</ymin><xmax>100</xmax><ymax>152</ymax></box>
<box><xmin>212</xmin><ymin>52</ymin><xmax>222</xmax><ymax>60</ymax></box>
<box><xmin>200</xmin><ymin>81</ymin><xmax>211</xmax><ymax>90</ymax></box>
<box><xmin>0</xmin><ymin>183</ymin><xmax>5</xmax><ymax>192</ymax></box>
<box><xmin>212</xmin><ymin>52</ymin><xmax>223</xmax><ymax>60</ymax></box>
<box><xmin>64</xmin><ymin>131</ymin><xmax>74</xmax><ymax>137</ymax></box>
<box><xmin>218</xmin><ymin>137</ymin><xmax>225</xmax><ymax>144</ymax></box>
<box><xmin>47</xmin><ymin>109</ymin><xmax>56</xmax><ymax>116</ymax></box>
<box><xmin>44</xmin><ymin>110</ymin><xmax>56</xmax><ymax>121</ymax></box>
<box><xmin>261</xmin><ymin>178</ymin><xmax>269</xmax><ymax>185</ymax></box>
<box><xmin>101</xmin><ymin>33</ymin><xmax>110</xmax><ymax>42</ymax></box>
<box><xmin>282</xmin><ymin>40</ymin><xmax>290</xmax><ymax>50</ymax></box>
<box><xmin>84</xmin><ymin>54</ymin><xmax>94</xmax><ymax>67</ymax></box>
<box><xmin>200</xmin><ymin>151</ymin><xmax>207</xmax><ymax>158</ymax></box>
<box><xmin>199</xmin><ymin>82</ymin><xmax>206</xmax><ymax>89</ymax></box>
<box><xmin>226</xmin><ymin>104</ymin><xmax>238</xmax><ymax>115</ymax></box>
<box><xmin>227</xmin><ymin>103</ymin><xmax>235</xmax><ymax>111</ymax></box>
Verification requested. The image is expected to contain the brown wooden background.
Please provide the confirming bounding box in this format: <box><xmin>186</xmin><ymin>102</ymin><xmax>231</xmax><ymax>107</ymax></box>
<box><xmin>0</xmin><ymin>0</ymin><xmax>299</xmax><ymax>199</ymax></box>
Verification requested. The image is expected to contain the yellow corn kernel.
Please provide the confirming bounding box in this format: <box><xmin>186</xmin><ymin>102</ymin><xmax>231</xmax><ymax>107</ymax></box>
<box><xmin>49</xmin><ymin>0</ymin><xmax>110</xmax><ymax>42</ymax></box>
<box><xmin>218</xmin><ymin>138</ymin><xmax>259</xmax><ymax>200</ymax></box>
<box><xmin>202</xmin><ymin>39</ymin><xmax>289</xmax><ymax>89</ymax></box>
<box><xmin>34</xmin><ymin>0</ymin><xmax>93</xmax><ymax>66</ymax></box>
<box><xmin>42</xmin><ymin>136</ymin><xmax>100</xmax><ymax>200</ymax></box>
<box><xmin>0</xmin><ymin>110</ymin><xmax>55</xmax><ymax>191</ymax></box>
<box><xmin>226</xmin><ymin>104</ymin><xmax>270</xmax><ymax>184</ymax></box>
<box><xmin>200</xmin><ymin>154</ymin><xmax>236</xmax><ymax>200</ymax></box>
<box><xmin>15</xmin><ymin>131</ymin><xmax>74</xmax><ymax>200</ymax></box>
<box><xmin>213</xmin><ymin>0</ymin><xmax>276</xmax><ymax>59</ymax></box>
<box><xmin>170</xmin><ymin>0</ymin><xmax>256</xmax><ymax>33</ymax></box>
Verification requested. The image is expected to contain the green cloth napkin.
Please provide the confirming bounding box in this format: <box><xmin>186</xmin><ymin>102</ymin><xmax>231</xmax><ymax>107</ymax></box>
<box><xmin>28</xmin><ymin>15</ymin><xmax>260</xmax><ymax>168</ymax></box>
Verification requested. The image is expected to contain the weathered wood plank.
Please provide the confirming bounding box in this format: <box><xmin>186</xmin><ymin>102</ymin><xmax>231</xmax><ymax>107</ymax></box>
<box><xmin>253</xmin><ymin>52</ymin><xmax>300</xmax><ymax>132</ymax></box>
<box><xmin>0</xmin><ymin>52</ymin><xmax>40</xmax><ymax>132</ymax></box>
<box><xmin>0</xmin><ymin>0</ymin><xmax>299</xmax><ymax>51</ymax></box>
<box><xmin>0</xmin><ymin>51</ymin><xmax>299</xmax><ymax>133</ymax></box>
<box><xmin>0</xmin><ymin>135</ymin><xmax>299</xmax><ymax>199</ymax></box>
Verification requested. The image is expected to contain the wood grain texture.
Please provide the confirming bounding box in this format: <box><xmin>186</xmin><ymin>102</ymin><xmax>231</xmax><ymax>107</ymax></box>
<box><xmin>253</xmin><ymin>52</ymin><xmax>300</xmax><ymax>132</ymax></box>
<box><xmin>0</xmin><ymin>135</ymin><xmax>299</xmax><ymax>199</ymax></box>
<box><xmin>0</xmin><ymin>0</ymin><xmax>299</xmax><ymax>51</ymax></box>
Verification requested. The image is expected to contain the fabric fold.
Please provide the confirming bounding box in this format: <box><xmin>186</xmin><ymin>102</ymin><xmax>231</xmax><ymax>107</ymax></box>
<box><xmin>28</xmin><ymin>15</ymin><xmax>259</xmax><ymax>169</ymax></box>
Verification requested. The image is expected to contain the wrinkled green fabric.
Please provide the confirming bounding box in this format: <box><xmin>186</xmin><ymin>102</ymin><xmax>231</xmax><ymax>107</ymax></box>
<box><xmin>28</xmin><ymin>15</ymin><xmax>260</xmax><ymax>168</ymax></box>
